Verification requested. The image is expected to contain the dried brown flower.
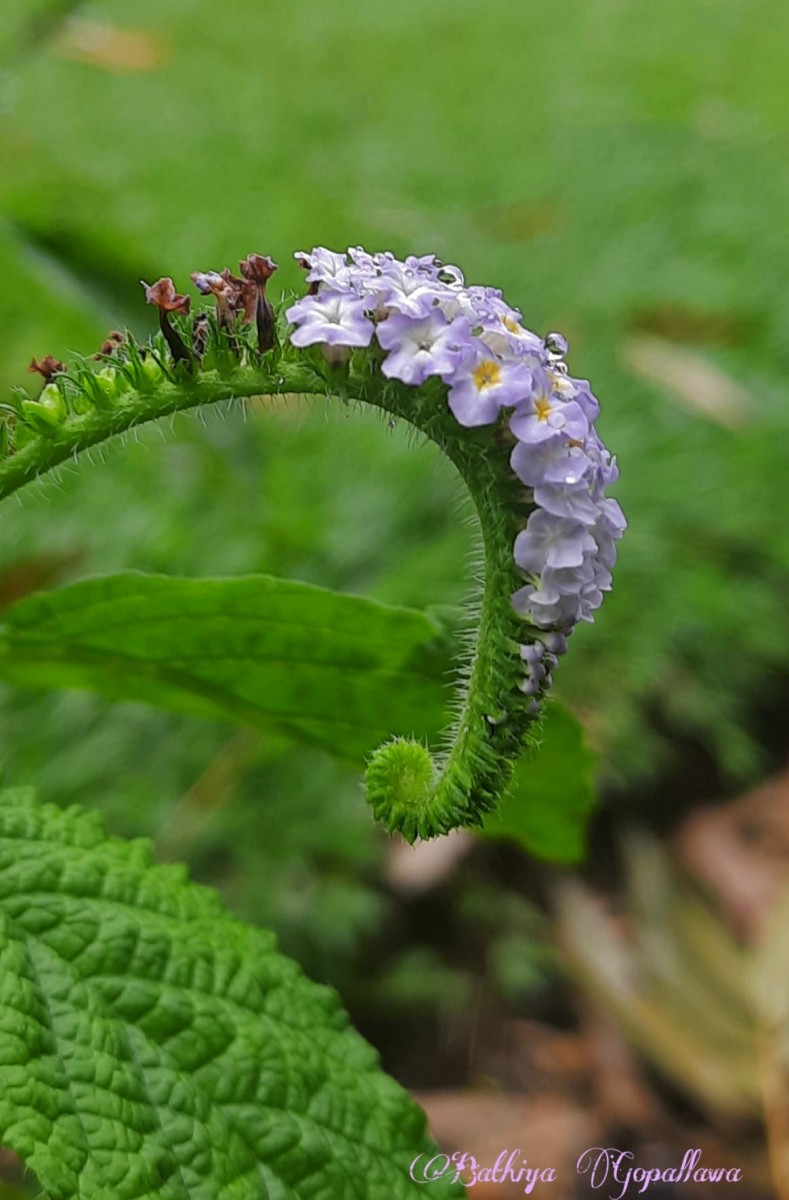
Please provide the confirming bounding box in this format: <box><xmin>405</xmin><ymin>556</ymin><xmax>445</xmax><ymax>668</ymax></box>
<box><xmin>141</xmin><ymin>278</ymin><xmax>192</xmax><ymax>364</ymax></box>
<box><xmin>192</xmin><ymin>312</ymin><xmax>210</xmax><ymax>360</ymax></box>
<box><xmin>94</xmin><ymin>331</ymin><xmax>126</xmax><ymax>358</ymax></box>
<box><xmin>191</xmin><ymin>270</ymin><xmax>240</xmax><ymax>332</ymax></box>
<box><xmin>28</xmin><ymin>355</ymin><xmax>66</xmax><ymax>382</ymax></box>
<box><xmin>239</xmin><ymin>254</ymin><xmax>278</xmax><ymax>353</ymax></box>
<box><xmin>142</xmin><ymin>278</ymin><xmax>191</xmax><ymax>315</ymax></box>
<box><xmin>221</xmin><ymin>269</ymin><xmax>257</xmax><ymax>324</ymax></box>
<box><xmin>239</xmin><ymin>254</ymin><xmax>278</xmax><ymax>285</ymax></box>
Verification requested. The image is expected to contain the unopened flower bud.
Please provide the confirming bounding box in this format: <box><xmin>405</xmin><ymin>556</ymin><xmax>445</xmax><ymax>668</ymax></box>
<box><xmin>21</xmin><ymin>384</ymin><xmax>66</xmax><ymax>429</ymax></box>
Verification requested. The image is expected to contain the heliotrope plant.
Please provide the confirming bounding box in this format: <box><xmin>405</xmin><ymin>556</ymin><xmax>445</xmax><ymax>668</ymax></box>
<box><xmin>1</xmin><ymin>246</ymin><xmax>624</xmax><ymax>842</ymax></box>
<box><xmin>0</xmin><ymin>246</ymin><xmax>624</xmax><ymax>1199</ymax></box>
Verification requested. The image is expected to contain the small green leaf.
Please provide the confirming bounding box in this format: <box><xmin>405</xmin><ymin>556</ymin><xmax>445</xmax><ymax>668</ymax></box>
<box><xmin>0</xmin><ymin>572</ymin><xmax>449</xmax><ymax>760</ymax></box>
<box><xmin>482</xmin><ymin>703</ymin><xmax>597</xmax><ymax>863</ymax></box>
<box><xmin>0</xmin><ymin>787</ymin><xmax>464</xmax><ymax>1199</ymax></box>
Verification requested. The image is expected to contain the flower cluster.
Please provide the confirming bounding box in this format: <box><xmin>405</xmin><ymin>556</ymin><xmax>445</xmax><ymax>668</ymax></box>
<box><xmin>286</xmin><ymin>248</ymin><xmax>625</xmax><ymax>695</ymax></box>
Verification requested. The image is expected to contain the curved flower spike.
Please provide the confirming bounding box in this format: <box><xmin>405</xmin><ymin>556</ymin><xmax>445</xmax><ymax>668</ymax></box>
<box><xmin>1</xmin><ymin>245</ymin><xmax>625</xmax><ymax>843</ymax></box>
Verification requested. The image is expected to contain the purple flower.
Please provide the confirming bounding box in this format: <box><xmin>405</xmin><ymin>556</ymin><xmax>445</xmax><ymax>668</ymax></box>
<box><xmin>511</xmin><ymin>437</ymin><xmax>592</xmax><ymax>487</ymax></box>
<box><xmin>286</xmin><ymin>291</ymin><xmax>375</xmax><ymax>348</ymax></box>
<box><xmin>404</xmin><ymin>254</ymin><xmax>442</xmax><ymax>278</ymax></box>
<box><xmin>596</xmin><ymin>496</ymin><xmax>627</xmax><ymax>537</ymax></box>
<box><xmin>283</xmin><ymin>245</ymin><xmax>625</xmax><ymax>643</ymax></box>
<box><xmin>375</xmin><ymin>262</ymin><xmax>446</xmax><ymax>318</ymax></box>
<box><xmin>443</xmin><ymin>345</ymin><xmax>533</xmax><ymax>427</ymax></box>
<box><xmin>510</xmin><ymin>369</ymin><xmax>589</xmax><ymax>444</ymax></box>
<box><xmin>542</xmin><ymin>632</ymin><xmax>569</xmax><ymax>655</ymax></box>
<box><xmin>522</xmin><ymin>557</ymin><xmax>600</xmax><ymax>622</ymax></box>
<box><xmin>513</xmin><ymin>579</ymin><xmax>583</xmax><ymax>630</ymax></box>
<box><xmin>533</xmin><ymin>479</ymin><xmax>601</xmax><ymax>525</ymax></box>
<box><xmin>460</xmin><ymin>293</ymin><xmax>546</xmax><ymax>359</ymax></box>
<box><xmin>348</xmin><ymin>247</ymin><xmax>400</xmax><ymax>278</ymax></box>
<box><xmin>588</xmin><ymin>499</ymin><xmax>626</xmax><ymax>569</ymax></box>
<box><xmin>561</xmin><ymin>374</ymin><xmax>600</xmax><ymax>423</ymax></box>
<box><xmin>514</xmin><ymin>510</ymin><xmax>597</xmax><ymax>573</ymax></box>
<box><xmin>376</xmin><ymin>310</ymin><xmax>471</xmax><ymax>385</ymax></box>
<box><xmin>481</xmin><ymin>319</ymin><xmax>545</xmax><ymax>360</ymax></box>
<box><xmin>520</xmin><ymin>643</ymin><xmax>544</xmax><ymax>667</ymax></box>
<box><xmin>295</xmin><ymin>247</ymin><xmax>354</xmax><ymax>291</ymax></box>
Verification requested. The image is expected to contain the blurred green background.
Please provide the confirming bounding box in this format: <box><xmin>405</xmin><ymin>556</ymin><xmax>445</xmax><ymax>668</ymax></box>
<box><xmin>1</xmin><ymin>0</ymin><xmax>789</xmax><ymax>1090</ymax></box>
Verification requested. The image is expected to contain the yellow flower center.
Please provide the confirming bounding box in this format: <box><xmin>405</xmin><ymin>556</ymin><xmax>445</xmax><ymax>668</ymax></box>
<box><xmin>472</xmin><ymin>360</ymin><xmax>502</xmax><ymax>390</ymax></box>
<box><xmin>502</xmin><ymin>316</ymin><xmax>522</xmax><ymax>334</ymax></box>
<box><xmin>534</xmin><ymin>395</ymin><xmax>553</xmax><ymax>422</ymax></box>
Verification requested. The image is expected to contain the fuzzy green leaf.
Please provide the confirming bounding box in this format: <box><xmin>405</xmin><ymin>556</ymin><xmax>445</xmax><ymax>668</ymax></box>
<box><xmin>0</xmin><ymin>572</ymin><xmax>448</xmax><ymax>760</ymax></box>
<box><xmin>0</xmin><ymin>787</ymin><xmax>464</xmax><ymax>1199</ymax></box>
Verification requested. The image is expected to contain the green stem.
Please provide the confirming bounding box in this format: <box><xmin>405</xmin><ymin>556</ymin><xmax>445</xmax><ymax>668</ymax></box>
<box><xmin>0</xmin><ymin>363</ymin><xmax>321</xmax><ymax>501</ymax></box>
<box><xmin>1</xmin><ymin>355</ymin><xmax>540</xmax><ymax>841</ymax></box>
<box><xmin>355</xmin><ymin>379</ymin><xmax>537</xmax><ymax>839</ymax></box>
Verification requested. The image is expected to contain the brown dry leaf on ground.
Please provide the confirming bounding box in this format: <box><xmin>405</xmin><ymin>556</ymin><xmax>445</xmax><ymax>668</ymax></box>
<box><xmin>416</xmin><ymin>1089</ymin><xmax>598</xmax><ymax>1200</ymax></box>
<box><xmin>408</xmin><ymin>763</ymin><xmax>789</xmax><ymax>1198</ymax></box>
<box><xmin>471</xmin><ymin>1018</ymin><xmax>591</xmax><ymax>1096</ymax></box>
<box><xmin>552</xmin><ymin>847</ymin><xmax>761</xmax><ymax>1119</ymax></box>
<box><xmin>674</xmin><ymin>763</ymin><xmax>789</xmax><ymax>941</ymax></box>
<box><xmin>753</xmin><ymin>886</ymin><xmax>789</xmax><ymax>1200</ymax></box>
<box><xmin>387</xmin><ymin>828</ymin><xmax>474</xmax><ymax>895</ymax></box>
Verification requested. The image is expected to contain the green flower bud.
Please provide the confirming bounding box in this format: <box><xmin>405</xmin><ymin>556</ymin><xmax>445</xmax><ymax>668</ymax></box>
<box><xmin>95</xmin><ymin>367</ymin><xmax>121</xmax><ymax>401</ymax></box>
<box><xmin>21</xmin><ymin>384</ymin><xmax>67</xmax><ymax>430</ymax></box>
<box><xmin>140</xmin><ymin>355</ymin><xmax>164</xmax><ymax>386</ymax></box>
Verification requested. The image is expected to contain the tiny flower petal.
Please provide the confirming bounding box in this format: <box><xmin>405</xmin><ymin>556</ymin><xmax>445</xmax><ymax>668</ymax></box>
<box><xmin>376</xmin><ymin>310</ymin><xmax>471</xmax><ymax>386</ymax></box>
<box><xmin>286</xmin><ymin>291</ymin><xmax>374</xmax><ymax>348</ymax></box>
<box><xmin>511</xmin><ymin>437</ymin><xmax>592</xmax><ymax>487</ymax></box>
<box><xmin>514</xmin><ymin>510</ymin><xmax>597</xmax><ymax>573</ymax></box>
<box><xmin>444</xmin><ymin>346</ymin><xmax>533</xmax><ymax>427</ymax></box>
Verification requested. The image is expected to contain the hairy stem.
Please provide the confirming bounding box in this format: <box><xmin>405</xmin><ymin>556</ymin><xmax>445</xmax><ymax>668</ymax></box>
<box><xmin>1</xmin><ymin>355</ymin><xmax>539</xmax><ymax>840</ymax></box>
<box><xmin>0</xmin><ymin>363</ymin><xmax>323</xmax><ymax>501</ymax></box>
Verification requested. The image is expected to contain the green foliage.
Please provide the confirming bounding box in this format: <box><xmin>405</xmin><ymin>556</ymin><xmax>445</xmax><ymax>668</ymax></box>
<box><xmin>482</xmin><ymin>703</ymin><xmax>597</xmax><ymax>863</ymax></box>
<box><xmin>2</xmin><ymin>0</ymin><xmax>785</xmax><ymax>1177</ymax></box>
<box><xmin>0</xmin><ymin>787</ymin><xmax>464</xmax><ymax>1199</ymax></box>
<box><xmin>3</xmin><ymin>0</ymin><xmax>787</xmax><ymax>784</ymax></box>
<box><xmin>0</xmin><ymin>571</ymin><xmax>448</xmax><ymax>760</ymax></box>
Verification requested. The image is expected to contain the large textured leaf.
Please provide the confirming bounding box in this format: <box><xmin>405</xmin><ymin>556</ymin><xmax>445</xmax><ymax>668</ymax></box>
<box><xmin>0</xmin><ymin>573</ymin><xmax>448</xmax><ymax>760</ymax></box>
<box><xmin>0</xmin><ymin>788</ymin><xmax>464</xmax><ymax>1199</ymax></box>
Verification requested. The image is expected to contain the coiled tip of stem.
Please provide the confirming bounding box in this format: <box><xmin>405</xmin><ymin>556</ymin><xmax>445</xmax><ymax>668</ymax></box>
<box><xmin>365</xmin><ymin>738</ymin><xmax>450</xmax><ymax>843</ymax></box>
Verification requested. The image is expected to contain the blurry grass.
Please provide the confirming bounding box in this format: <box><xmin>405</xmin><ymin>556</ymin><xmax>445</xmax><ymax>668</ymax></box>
<box><xmin>1</xmin><ymin>0</ymin><xmax>789</xmax><ymax>975</ymax></box>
